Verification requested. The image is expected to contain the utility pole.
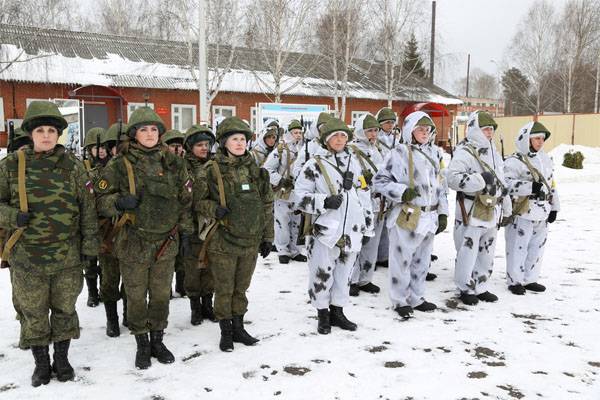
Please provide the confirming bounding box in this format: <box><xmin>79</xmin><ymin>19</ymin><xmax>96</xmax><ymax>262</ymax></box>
<box><xmin>198</xmin><ymin>0</ymin><xmax>209</xmax><ymax>124</ymax></box>
<box><xmin>429</xmin><ymin>1</ymin><xmax>436</xmax><ymax>85</ymax></box>
<box><xmin>465</xmin><ymin>54</ymin><xmax>471</xmax><ymax>98</ymax></box>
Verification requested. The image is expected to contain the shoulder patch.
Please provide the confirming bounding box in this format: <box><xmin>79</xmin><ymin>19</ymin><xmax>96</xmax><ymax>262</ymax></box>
<box><xmin>96</xmin><ymin>179</ymin><xmax>109</xmax><ymax>192</ymax></box>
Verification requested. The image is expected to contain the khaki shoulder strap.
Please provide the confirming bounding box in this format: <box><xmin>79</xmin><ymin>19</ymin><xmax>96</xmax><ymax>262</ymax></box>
<box><xmin>314</xmin><ymin>156</ymin><xmax>337</xmax><ymax>196</ymax></box>
<box><xmin>516</xmin><ymin>154</ymin><xmax>551</xmax><ymax>192</ymax></box>
<box><xmin>83</xmin><ymin>159</ymin><xmax>92</xmax><ymax>171</ymax></box>
<box><xmin>210</xmin><ymin>161</ymin><xmax>227</xmax><ymax>208</ymax></box>
<box><xmin>2</xmin><ymin>150</ymin><xmax>29</xmax><ymax>259</ymax></box>
<box><xmin>114</xmin><ymin>156</ymin><xmax>137</xmax><ymax>230</ymax></box>
<box><xmin>350</xmin><ymin>145</ymin><xmax>378</xmax><ymax>174</ymax></box>
<box><xmin>407</xmin><ymin>144</ymin><xmax>415</xmax><ymax>189</ymax></box>
<box><xmin>464</xmin><ymin>144</ymin><xmax>506</xmax><ymax>191</ymax></box>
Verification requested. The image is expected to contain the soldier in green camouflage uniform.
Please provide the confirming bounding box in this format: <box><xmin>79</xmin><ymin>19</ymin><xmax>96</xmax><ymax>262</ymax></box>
<box><xmin>0</xmin><ymin>101</ymin><xmax>99</xmax><ymax>387</ymax></box>
<box><xmin>162</xmin><ymin>129</ymin><xmax>187</xmax><ymax>297</ymax></box>
<box><xmin>183</xmin><ymin>124</ymin><xmax>216</xmax><ymax>326</ymax></box>
<box><xmin>194</xmin><ymin>116</ymin><xmax>274</xmax><ymax>352</ymax></box>
<box><xmin>96</xmin><ymin>107</ymin><xmax>193</xmax><ymax>369</ymax></box>
<box><xmin>82</xmin><ymin>127</ymin><xmax>105</xmax><ymax>307</ymax></box>
<box><xmin>97</xmin><ymin>123</ymin><xmax>127</xmax><ymax>337</ymax></box>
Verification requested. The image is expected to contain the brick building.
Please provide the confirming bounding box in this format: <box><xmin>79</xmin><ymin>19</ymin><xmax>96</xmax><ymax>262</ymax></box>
<box><xmin>0</xmin><ymin>24</ymin><xmax>461</xmax><ymax>148</ymax></box>
<box><xmin>457</xmin><ymin>96</ymin><xmax>504</xmax><ymax>118</ymax></box>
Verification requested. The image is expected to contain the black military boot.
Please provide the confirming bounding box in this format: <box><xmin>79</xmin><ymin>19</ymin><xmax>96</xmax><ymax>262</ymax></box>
<box><xmin>524</xmin><ymin>282</ymin><xmax>546</xmax><ymax>292</ymax></box>
<box><xmin>150</xmin><ymin>331</ymin><xmax>175</xmax><ymax>364</ymax></box>
<box><xmin>425</xmin><ymin>272</ymin><xmax>438</xmax><ymax>281</ymax></box>
<box><xmin>232</xmin><ymin>315</ymin><xmax>260</xmax><ymax>346</ymax></box>
<box><xmin>85</xmin><ymin>276</ymin><xmax>100</xmax><ymax>307</ymax></box>
<box><xmin>477</xmin><ymin>291</ymin><xmax>499</xmax><ymax>302</ymax></box>
<box><xmin>190</xmin><ymin>296</ymin><xmax>203</xmax><ymax>326</ymax></box>
<box><xmin>395</xmin><ymin>305</ymin><xmax>413</xmax><ymax>320</ymax></box>
<box><xmin>219</xmin><ymin>319</ymin><xmax>234</xmax><ymax>352</ymax></box>
<box><xmin>508</xmin><ymin>284</ymin><xmax>526</xmax><ymax>295</ymax></box>
<box><xmin>460</xmin><ymin>291</ymin><xmax>480</xmax><ymax>305</ymax></box>
<box><xmin>278</xmin><ymin>255</ymin><xmax>291</xmax><ymax>264</ymax></box>
<box><xmin>175</xmin><ymin>270</ymin><xmax>186</xmax><ymax>297</ymax></box>
<box><xmin>359</xmin><ymin>282</ymin><xmax>380</xmax><ymax>294</ymax></box>
<box><xmin>134</xmin><ymin>333</ymin><xmax>151</xmax><ymax>369</ymax></box>
<box><xmin>317</xmin><ymin>309</ymin><xmax>331</xmax><ymax>335</ymax></box>
<box><xmin>122</xmin><ymin>297</ymin><xmax>128</xmax><ymax>327</ymax></box>
<box><xmin>104</xmin><ymin>301</ymin><xmax>120</xmax><ymax>337</ymax></box>
<box><xmin>414</xmin><ymin>301</ymin><xmax>437</xmax><ymax>312</ymax></box>
<box><xmin>52</xmin><ymin>340</ymin><xmax>74</xmax><ymax>382</ymax></box>
<box><xmin>329</xmin><ymin>305</ymin><xmax>357</xmax><ymax>331</ymax></box>
<box><xmin>201</xmin><ymin>294</ymin><xmax>217</xmax><ymax>322</ymax></box>
<box><xmin>292</xmin><ymin>254</ymin><xmax>307</xmax><ymax>262</ymax></box>
<box><xmin>349</xmin><ymin>284</ymin><xmax>360</xmax><ymax>297</ymax></box>
<box><xmin>30</xmin><ymin>345</ymin><xmax>51</xmax><ymax>387</ymax></box>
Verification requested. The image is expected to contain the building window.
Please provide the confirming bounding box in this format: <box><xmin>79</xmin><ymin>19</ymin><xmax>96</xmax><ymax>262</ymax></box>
<box><xmin>127</xmin><ymin>103</ymin><xmax>154</xmax><ymax>121</ymax></box>
<box><xmin>351</xmin><ymin>111</ymin><xmax>368</xmax><ymax>126</ymax></box>
<box><xmin>250</xmin><ymin>106</ymin><xmax>257</xmax><ymax>132</ymax></box>
<box><xmin>171</xmin><ymin>104</ymin><xmax>196</xmax><ymax>132</ymax></box>
<box><xmin>0</xmin><ymin>97</ymin><xmax>4</xmax><ymax>132</ymax></box>
<box><xmin>26</xmin><ymin>98</ymin><xmax>48</xmax><ymax>107</ymax></box>
<box><xmin>212</xmin><ymin>105</ymin><xmax>236</xmax><ymax>128</ymax></box>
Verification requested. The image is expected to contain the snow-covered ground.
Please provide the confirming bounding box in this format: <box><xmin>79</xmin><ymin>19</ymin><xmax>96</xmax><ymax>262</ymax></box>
<box><xmin>1</xmin><ymin>145</ymin><xmax>599</xmax><ymax>400</ymax></box>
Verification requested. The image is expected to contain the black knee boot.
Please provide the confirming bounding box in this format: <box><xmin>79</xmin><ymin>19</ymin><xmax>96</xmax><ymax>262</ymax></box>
<box><xmin>190</xmin><ymin>296</ymin><xmax>203</xmax><ymax>326</ymax></box>
<box><xmin>104</xmin><ymin>301</ymin><xmax>120</xmax><ymax>337</ymax></box>
<box><xmin>201</xmin><ymin>294</ymin><xmax>217</xmax><ymax>322</ymax></box>
<box><xmin>52</xmin><ymin>340</ymin><xmax>74</xmax><ymax>382</ymax></box>
<box><xmin>122</xmin><ymin>296</ymin><xmax>128</xmax><ymax>327</ymax></box>
<box><xmin>232</xmin><ymin>315</ymin><xmax>259</xmax><ymax>346</ymax></box>
<box><xmin>85</xmin><ymin>276</ymin><xmax>100</xmax><ymax>307</ymax></box>
<box><xmin>317</xmin><ymin>309</ymin><xmax>331</xmax><ymax>335</ymax></box>
<box><xmin>219</xmin><ymin>319</ymin><xmax>234</xmax><ymax>352</ymax></box>
<box><xmin>31</xmin><ymin>345</ymin><xmax>51</xmax><ymax>387</ymax></box>
<box><xmin>175</xmin><ymin>270</ymin><xmax>186</xmax><ymax>297</ymax></box>
<box><xmin>134</xmin><ymin>333</ymin><xmax>151</xmax><ymax>369</ymax></box>
<box><xmin>150</xmin><ymin>331</ymin><xmax>175</xmax><ymax>364</ymax></box>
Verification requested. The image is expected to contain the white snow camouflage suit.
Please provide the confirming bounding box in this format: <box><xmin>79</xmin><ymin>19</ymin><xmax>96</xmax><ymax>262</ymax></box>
<box><xmin>251</xmin><ymin>119</ymin><xmax>278</xmax><ymax>167</ymax></box>
<box><xmin>263</xmin><ymin>129</ymin><xmax>303</xmax><ymax>258</ymax></box>
<box><xmin>348</xmin><ymin>115</ymin><xmax>386</xmax><ymax>287</ymax></box>
<box><xmin>373</xmin><ymin>111</ymin><xmax>449</xmax><ymax>308</ymax></box>
<box><xmin>446</xmin><ymin>111</ymin><xmax>512</xmax><ymax>295</ymax></box>
<box><xmin>503</xmin><ymin>122</ymin><xmax>560</xmax><ymax>287</ymax></box>
<box><xmin>294</xmin><ymin>144</ymin><xmax>374</xmax><ymax>309</ymax></box>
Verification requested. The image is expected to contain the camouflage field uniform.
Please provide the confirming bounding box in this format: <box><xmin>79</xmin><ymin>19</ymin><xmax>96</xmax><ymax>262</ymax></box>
<box><xmin>0</xmin><ymin>146</ymin><xmax>99</xmax><ymax>348</ymax></box>
<box><xmin>96</xmin><ymin>143</ymin><xmax>193</xmax><ymax>335</ymax></box>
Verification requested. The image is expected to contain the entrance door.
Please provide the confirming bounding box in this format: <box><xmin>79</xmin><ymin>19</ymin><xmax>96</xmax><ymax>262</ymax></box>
<box><xmin>84</xmin><ymin>104</ymin><xmax>109</xmax><ymax>133</ymax></box>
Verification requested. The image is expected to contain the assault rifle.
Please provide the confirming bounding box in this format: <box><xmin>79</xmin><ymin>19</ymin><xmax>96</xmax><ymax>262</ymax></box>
<box><xmin>7</xmin><ymin>121</ymin><xmax>15</xmax><ymax>153</ymax></box>
<box><xmin>448</xmin><ymin>135</ymin><xmax>469</xmax><ymax>225</ymax></box>
<box><xmin>297</xmin><ymin>115</ymin><xmax>309</xmax><ymax>246</ymax></box>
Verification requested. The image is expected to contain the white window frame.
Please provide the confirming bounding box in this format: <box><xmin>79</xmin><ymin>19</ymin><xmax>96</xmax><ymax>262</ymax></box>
<box><xmin>26</xmin><ymin>98</ymin><xmax>48</xmax><ymax>107</ymax></box>
<box><xmin>351</xmin><ymin>111</ymin><xmax>368</xmax><ymax>127</ymax></box>
<box><xmin>212</xmin><ymin>105</ymin><xmax>236</xmax><ymax>128</ymax></box>
<box><xmin>250</xmin><ymin>106</ymin><xmax>257</xmax><ymax>133</ymax></box>
<box><xmin>0</xmin><ymin>97</ymin><xmax>4</xmax><ymax>132</ymax></box>
<box><xmin>171</xmin><ymin>104</ymin><xmax>197</xmax><ymax>131</ymax></box>
<box><xmin>127</xmin><ymin>102</ymin><xmax>154</xmax><ymax>121</ymax></box>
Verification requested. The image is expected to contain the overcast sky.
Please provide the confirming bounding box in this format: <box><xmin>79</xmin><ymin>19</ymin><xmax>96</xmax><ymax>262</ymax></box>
<box><xmin>433</xmin><ymin>0</ymin><xmax>570</xmax><ymax>93</ymax></box>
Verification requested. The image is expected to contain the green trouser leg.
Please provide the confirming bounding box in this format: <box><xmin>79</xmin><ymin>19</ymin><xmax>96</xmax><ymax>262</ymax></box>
<box><xmin>120</xmin><ymin>257</ymin><xmax>174</xmax><ymax>335</ymax></box>
<box><xmin>12</xmin><ymin>266</ymin><xmax>83</xmax><ymax>348</ymax></box>
<box><xmin>208</xmin><ymin>248</ymin><xmax>257</xmax><ymax>320</ymax></box>
<box><xmin>183</xmin><ymin>241</ymin><xmax>214</xmax><ymax>298</ymax></box>
<box><xmin>99</xmin><ymin>254</ymin><xmax>121</xmax><ymax>303</ymax></box>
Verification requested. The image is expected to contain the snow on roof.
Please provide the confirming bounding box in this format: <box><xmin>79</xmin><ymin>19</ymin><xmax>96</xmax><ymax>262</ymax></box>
<box><xmin>0</xmin><ymin>24</ymin><xmax>461</xmax><ymax>105</ymax></box>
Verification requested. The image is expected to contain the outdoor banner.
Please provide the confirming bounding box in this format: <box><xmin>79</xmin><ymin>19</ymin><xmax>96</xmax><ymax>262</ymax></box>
<box><xmin>257</xmin><ymin>103</ymin><xmax>328</xmax><ymax>133</ymax></box>
<box><xmin>54</xmin><ymin>99</ymin><xmax>81</xmax><ymax>154</ymax></box>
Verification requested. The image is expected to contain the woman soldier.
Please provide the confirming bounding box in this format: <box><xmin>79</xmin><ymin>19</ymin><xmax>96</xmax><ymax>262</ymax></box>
<box><xmin>294</xmin><ymin>117</ymin><xmax>374</xmax><ymax>335</ymax></box>
<box><xmin>373</xmin><ymin>111</ymin><xmax>448</xmax><ymax>318</ymax></box>
<box><xmin>183</xmin><ymin>124</ymin><xmax>217</xmax><ymax>325</ymax></box>
<box><xmin>0</xmin><ymin>101</ymin><xmax>98</xmax><ymax>386</ymax></box>
<box><xmin>194</xmin><ymin>116</ymin><xmax>274</xmax><ymax>352</ymax></box>
<box><xmin>96</xmin><ymin>107</ymin><xmax>193</xmax><ymax>369</ymax></box>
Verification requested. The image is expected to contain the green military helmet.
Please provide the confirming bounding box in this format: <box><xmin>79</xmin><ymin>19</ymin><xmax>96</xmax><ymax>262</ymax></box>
<box><xmin>477</xmin><ymin>111</ymin><xmax>498</xmax><ymax>130</ymax></box>
<box><xmin>162</xmin><ymin>129</ymin><xmax>185</xmax><ymax>145</ymax></box>
<box><xmin>416</xmin><ymin>116</ymin><xmax>436</xmax><ymax>130</ymax></box>
<box><xmin>287</xmin><ymin>119</ymin><xmax>303</xmax><ymax>131</ymax></box>
<box><xmin>21</xmin><ymin>100</ymin><xmax>68</xmax><ymax>134</ymax></box>
<box><xmin>319</xmin><ymin>117</ymin><xmax>353</xmax><ymax>145</ymax></box>
<box><xmin>127</xmin><ymin>106</ymin><xmax>166</xmax><ymax>137</ymax></box>
<box><xmin>317</xmin><ymin>112</ymin><xmax>332</xmax><ymax>128</ymax></box>
<box><xmin>102</xmin><ymin>122</ymin><xmax>127</xmax><ymax>144</ymax></box>
<box><xmin>83</xmin><ymin>127</ymin><xmax>105</xmax><ymax>149</ymax></box>
<box><xmin>362</xmin><ymin>114</ymin><xmax>380</xmax><ymax>130</ymax></box>
<box><xmin>376</xmin><ymin>107</ymin><xmax>397</xmax><ymax>123</ymax></box>
<box><xmin>185</xmin><ymin>124</ymin><xmax>215</xmax><ymax>151</ymax></box>
<box><xmin>530</xmin><ymin>121</ymin><xmax>551</xmax><ymax>140</ymax></box>
<box><xmin>216</xmin><ymin>116</ymin><xmax>253</xmax><ymax>144</ymax></box>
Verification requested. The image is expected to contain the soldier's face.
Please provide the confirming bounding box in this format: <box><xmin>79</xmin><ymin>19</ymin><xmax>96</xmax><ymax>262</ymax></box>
<box><xmin>365</xmin><ymin>128</ymin><xmax>378</xmax><ymax>144</ymax></box>
<box><xmin>530</xmin><ymin>135</ymin><xmax>545</xmax><ymax>152</ymax></box>
<box><xmin>98</xmin><ymin>146</ymin><xmax>108</xmax><ymax>159</ymax></box>
<box><xmin>168</xmin><ymin>143</ymin><xmax>184</xmax><ymax>155</ymax></box>
<box><xmin>31</xmin><ymin>125</ymin><xmax>59</xmax><ymax>152</ymax></box>
<box><xmin>225</xmin><ymin>133</ymin><xmax>247</xmax><ymax>156</ymax></box>
<box><xmin>193</xmin><ymin>141</ymin><xmax>210</xmax><ymax>159</ymax></box>
<box><xmin>90</xmin><ymin>146</ymin><xmax>98</xmax><ymax>158</ymax></box>
<box><xmin>481</xmin><ymin>126</ymin><xmax>495</xmax><ymax>140</ymax></box>
<box><xmin>412</xmin><ymin>125</ymin><xmax>430</xmax><ymax>144</ymax></box>
<box><xmin>135</xmin><ymin>125</ymin><xmax>160</xmax><ymax>148</ymax></box>
<box><xmin>327</xmin><ymin>132</ymin><xmax>348</xmax><ymax>153</ymax></box>
<box><xmin>290</xmin><ymin>129</ymin><xmax>302</xmax><ymax>142</ymax></box>
<box><xmin>381</xmin><ymin>120</ymin><xmax>395</xmax><ymax>133</ymax></box>
<box><xmin>264</xmin><ymin>134</ymin><xmax>277</xmax><ymax>147</ymax></box>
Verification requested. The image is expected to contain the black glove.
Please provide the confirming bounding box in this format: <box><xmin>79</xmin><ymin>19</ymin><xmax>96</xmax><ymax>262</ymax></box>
<box><xmin>115</xmin><ymin>194</ymin><xmax>139</xmax><ymax>211</ymax></box>
<box><xmin>180</xmin><ymin>234</ymin><xmax>191</xmax><ymax>258</ymax></box>
<box><xmin>531</xmin><ymin>181</ymin><xmax>543</xmax><ymax>196</ymax></box>
<box><xmin>324</xmin><ymin>194</ymin><xmax>344</xmax><ymax>210</ymax></box>
<box><xmin>499</xmin><ymin>216</ymin><xmax>513</xmax><ymax>228</ymax></box>
<box><xmin>259</xmin><ymin>241</ymin><xmax>272</xmax><ymax>258</ymax></box>
<box><xmin>361</xmin><ymin>236</ymin><xmax>371</xmax><ymax>246</ymax></box>
<box><xmin>547</xmin><ymin>210</ymin><xmax>557</xmax><ymax>224</ymax></box>
<box><xmin>435</xmin><ymin>214</ymin><xmax>447</xmax><ymax>235</ymax></box>
<box><xmin>215</xmin><ymin>205</ymin><xmax>230</xmax><ymax>220</ymax></box>
<box><xmin>16</xmin><ymin>211</ymin><xmax>30</xmax><ymax>228</ymax></box>
<box><xmin>481</xmin><ymin>171</ymin><xmax>495</xmax><ymax>186</ymax></box>
<box><xmin>401</xmin><ymin>188</ymin><xmax>419</xmax><ymax>202</ymax></box>
<box><xmin>80</xmin><ymin>254</ymin><xmax>96</xmax><ymax>263</ymax></box>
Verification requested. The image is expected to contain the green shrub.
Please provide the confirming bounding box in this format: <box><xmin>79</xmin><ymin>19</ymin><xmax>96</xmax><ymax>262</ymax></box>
<box><xmin>562</xmin><ymin>150</ymin><xmax>584</xmax><ymax>169</ymax></box>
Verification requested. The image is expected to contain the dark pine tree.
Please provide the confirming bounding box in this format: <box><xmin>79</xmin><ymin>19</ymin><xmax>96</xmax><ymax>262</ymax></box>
<box><xmin>402</xmin><ymin>34</ymin><xmax>427</xmax><ymax>79</ymax></box>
